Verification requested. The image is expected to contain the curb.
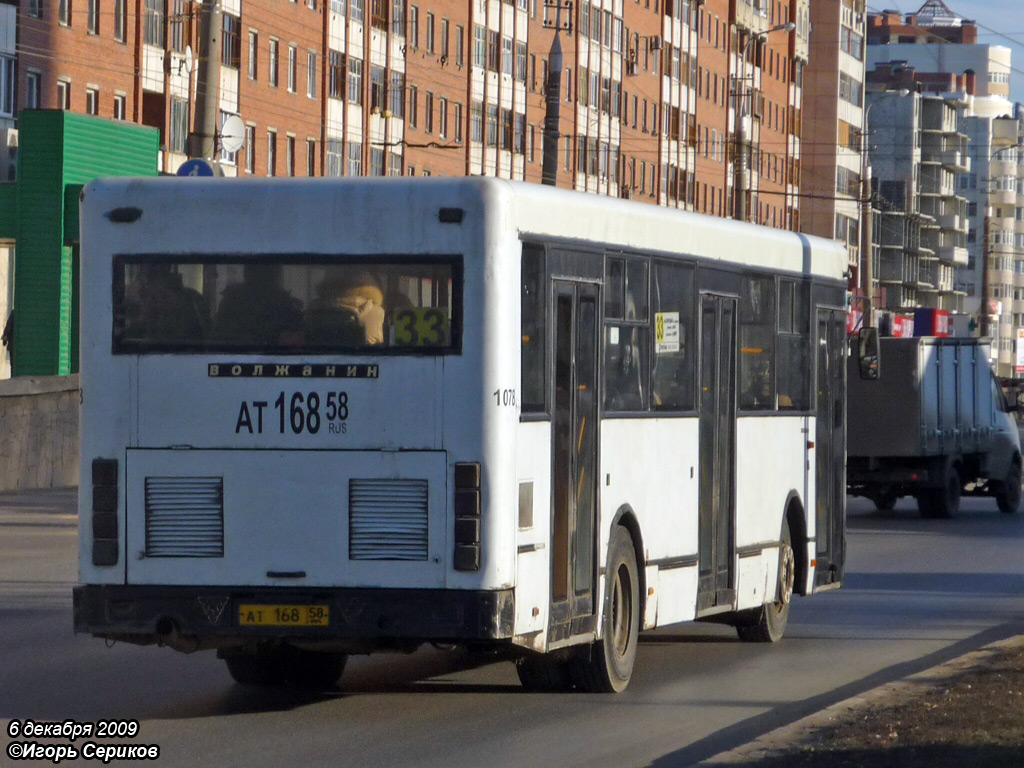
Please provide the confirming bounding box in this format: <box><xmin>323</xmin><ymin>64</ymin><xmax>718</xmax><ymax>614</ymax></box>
<box><xmin>693</xmin><ymin>633</ymin><xmax>1024</xmax><ymax>766</ymax></box>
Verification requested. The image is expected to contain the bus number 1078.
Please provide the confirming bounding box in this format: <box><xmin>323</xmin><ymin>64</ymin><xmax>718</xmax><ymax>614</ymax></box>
<box><xmin>234</xmin><ymin>392</ymin><xmax>350</xmax><ymax>435</ymax></box>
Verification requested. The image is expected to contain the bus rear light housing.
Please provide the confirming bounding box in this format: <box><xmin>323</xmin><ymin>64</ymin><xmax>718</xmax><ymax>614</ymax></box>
<box><xmin>91</xmin><ymin>458</ymin><xmax>119</xmax><ymax>567</ymax></box>
<box><xmin>453</xmin><ymin>462</ymin><xmax>481</xmax><ymax>571</ymax></box>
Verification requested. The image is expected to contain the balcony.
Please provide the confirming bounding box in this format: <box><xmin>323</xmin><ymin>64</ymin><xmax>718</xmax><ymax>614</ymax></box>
<box><xmin>937</xmin><ymin>245</ymin><xmax>969</xmax><ymax>266</ymax></box>
<box><xmin>940</xmin><ymin>148</ymin><xmax>970</xmax><ymax>173</ymax></box>
<box><xmin>989</xmin><ymin>188</ymin><xmax>1017</xmax><ymax>206</ymax></box>
<box><xmin>937</xmin><ymin>213</ymin><xmax>966</xmax><ymax>233</ymax></box>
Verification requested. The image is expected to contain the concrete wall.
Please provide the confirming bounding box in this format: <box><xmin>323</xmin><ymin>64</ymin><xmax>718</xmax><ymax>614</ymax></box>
<box><xmin>0</xmin><ymin>374</ymin><xmax>78</xmax><ymax>490</ymax></box>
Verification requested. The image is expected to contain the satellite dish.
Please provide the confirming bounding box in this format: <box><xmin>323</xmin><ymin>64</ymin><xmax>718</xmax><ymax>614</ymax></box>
<box><xmin>220</xmin><ymin>114</ymin><xmax>245</xmax><ymax>154</ymax></box>
<box><xmin>183</xmin><ymin>45</ymin><xmax>194</xmax><ymax>74</ymax></box>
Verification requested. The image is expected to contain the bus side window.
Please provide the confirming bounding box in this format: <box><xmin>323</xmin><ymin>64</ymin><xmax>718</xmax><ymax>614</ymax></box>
<box><xmin>521</xmin><ymin>244</ymin><xmax>547</xmax><ymax>413</ymax></box>
<box><xmin>604</xmin><ymin>256</ymin><xmax>650</xmax><ymax>412</ymax></box>
<box><xmin>739</xmin><ymin>274</ymin><xmax>776</xmax><ymax>411</ymax></box>
<box><xmin>651</xmin><ymin>261</ymin><xmax>695</xmax><ymax>411</ymax></box>
<box><xmin>776</xmin><ymin>279</ymin><xmax>810</xmax><ymax>410</ymax></box>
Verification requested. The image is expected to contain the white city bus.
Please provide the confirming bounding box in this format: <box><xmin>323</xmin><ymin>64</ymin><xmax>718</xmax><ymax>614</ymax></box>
<box><xmin>74</xmin><ymin>177</ymin><xmax>849</xmax><ymax>692</ymax></box>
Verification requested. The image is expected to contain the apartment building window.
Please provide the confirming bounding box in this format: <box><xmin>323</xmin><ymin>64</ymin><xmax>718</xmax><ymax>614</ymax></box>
<box><xmin>388</xmin><ymin>152</ymin><xmax>402</xmax><ymax>176</ymax></box>
<box><xmin>441</xmin><ymin>18</ymin><xmax>451</xmax><ymax>60</ymax></box>
<box><xmin>28</xmin><ymin>0</ymin><xmax>41</xmax><ymax>18</ymax></box>
<box><xmin>247</xmin><ymin>32</ymin><xmax>258</xmax><ymax>79</ymax></box>
<box><xmin>288</xmin><ymin>45</ymin><xmax>297</xmax><ymax>92</ymax></box>
<box><xmin>56</xmin><ymin>80</ymin><xmax>70</xmax><ymax>110</ymax></box>
<box><xmin>473</xmin><ymin>26</ymin><xmax>485</xmax><ymax>67</ymax></box>
<box><xmin>410</xmin><ymin>6</ymin><xmax>419</xmax><ymax>48</ymax></box>
<box><xmin>424</xmin><ymin>91</ymin><xmax>434</xmax><ymax>133</ymax></box>
<box><xmin>347</xmin><ymin>141</ymin><xmax>362</xmax><ymax>175</ymax></box>
<box><xmin>307</xmin><ymin>52</ymin><xmax>316</xmax><ymax>97</ymax></box>
<box><xmin>25</xmin><ymin>71</ymin><xmax>41</xmax><ymax>110</ymax></box>
<box><xmin>245</xmin><ymin>126</ymin><xmax>256</xmax><ymax>172</ymax></box>
<box><xmin>326</xmin><ymin>138</ymin><xmax>343</xmax><ymax>176</ymax></box>
<box><xmin>528</xmin><ymin>124</ymin><xmax>534</xmax><ymax>161</ymax></box>
<box><xmin>488</xmin><ymin>30</ymin><xmax>499</xmax><ymax>70</ymax></box>
<box><xmin>88</xmin><ymin>0</ymin><xmax>99</xmax><ymax>33</ymax></box>
<box><xmin>328</xmin><ymin>51</ymin><xmax>344</xmax><ymax>98</ymax></box>
<box><xmin>169</xmin><ymin>0</ymin><xmax>186</xmax><ymax>51</ymax></box>
<box><xmin>221</xmin><ymin>14</ymin><xmax>241</xmax><ymax>68</ymax></box>
<box><xmin>169</xmin><ymin>98</ymin><xmax>189</xmax><ymax>153</ymax></box>
<box><xmin>85</xmin><ymin>87</ymin><xmax>98</xmax><ymax>115</ymax></box>
<box><xmin>392</xmin><ymin>0</ymin><xmax>404</xmax><ymax>35</ymax></box>
<box><xmin>113</xmin><ymin>0</ymin><xmax>126</xmax><ymax>40</ymax></box>
<box><xmin>470</xmin><ymin>102</ymin><xmax>482</xmax><ymax>142</ymax></box>
<box><xmin>456</xmin><ymin>26</ymin><xmax>464</xmax><ymax>66</ymax></box>
<box><xmin>349</xmin><ymin>0</ymin><xmax>363</xmax><ymax>22</ymax></box>
<box><xmin>371</xmin><ymin>0</ymin><xmax>387</xmax><ymax>29</ymax></box>
<box><xmin>269</xmin><ymin>40</ymin><xmax>279</xmax><ymax>86</ymax></box>
<box><xmin>0</xmin><ymin>57</ymin><xmax>14</xmax><ymax>116</ymax></box>
<box><xmin>59</xmin><ymin>0</ymin><xmax>71</xmax><ymax>26</ymax></box>
<box><xmin>454</xmin><ymin>102</ymin><xmax>462</xmax><ymax>142</ymax></box>
<box><xmin>144</xmin><ymin>0</ymin><xmax>163</xmax><ymax>44</ymax></box>
<box><xmin>113</xmin><ymin>93</ymin><xmax>126</xmax><ymax>119</ymax></box>
<box><xmin>486</xmin><ymin>104</ymin><xmax>498</xmax><ymax>146</ymax></box>
<box><xmin>286</xmin><ymin>136</ymin><xmax>295</xmax><ymax>176</ymax></box>
<box><xmin>219</xmin><ymin>111</ymin><xmax>238</xmax><ymax>164</ymax></box>
<box><xmin>438</xmin><ymin>97</ymin><xmax>448</xmax><ymax>137</ymax></box>
<box><xmin>502</xmin><ymin>36</ymin><xmax>512</xmax><ymax>75</ymax></box>
<box><xmin>389</xmin><ymin>71</ymin><xmax>404</xmax><ymax>117</ymax></box>
<box><xmin>306</xmin><ymin>139</ymin><xmax>315</xmax><ymax>175</ymax></box>
<box><xmin>370</xmin><ymin>65</ymin><xmax>385</xmax><ymax>111</ymax></box>
<box><xmin>348</xmin><ymin>57</ymin><xmax>363</xmax><ymax>104</ymax></box>
<box><xmin>370</xmin><ymin>147</ymin><xmax>384</xmax><ymax>175</ymax></box>
<box><xmin>267</xmin><ymin>130</ymin><xmax>277</xmax><ymax>176</ymax></box>
<box><xmin>516</xmin><ymin>42</ymin><xmax>527</xmax><ymax>81</ymax></box>
<box><xmin>426</xmin><ymin>12</ymin><xmax>435</xmax><ymax>54</ymax></box>
<box><xmin>408</xmin><ymin>85</ymin><xmax>417</xmax><ymax>126</ymax></box>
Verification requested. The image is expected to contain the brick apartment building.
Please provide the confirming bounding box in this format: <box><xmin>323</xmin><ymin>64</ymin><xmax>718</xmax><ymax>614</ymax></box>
<box><xmin>7</xmin><ymin>0</ymin><xmax>814</xmax><ymax>227</ymax></box>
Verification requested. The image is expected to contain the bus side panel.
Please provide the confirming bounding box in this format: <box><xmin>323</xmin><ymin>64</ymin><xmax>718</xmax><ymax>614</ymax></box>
<box><xmin>513</xmin><ymin>421</ymin><xmax>552</xmax><ymax>647</ymax></box>
<box><xmin>599</xmin><ymin>418</ymin><xmax>699</xmax><ymax>630</ymax></box>
<box><xmin>734</xmin><ymin>416</ymin><xmax>809</xmax><ymax>611</ymax></box>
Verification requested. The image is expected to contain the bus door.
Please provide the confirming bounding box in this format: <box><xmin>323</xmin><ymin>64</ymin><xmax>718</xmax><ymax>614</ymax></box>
<box><xmin>549</xmin><ymin>281</ymin><xmax>600</xmax><ymax>641</ymax></box>
<box><xmin>696</xmin><ymin>294</ymin><xmax>737</xmax><ymax>613</ymax></box>
<box><xmin>814</xmin><ymin>308</ymin><xmax>846</xmax><ymax>586</ymax></box>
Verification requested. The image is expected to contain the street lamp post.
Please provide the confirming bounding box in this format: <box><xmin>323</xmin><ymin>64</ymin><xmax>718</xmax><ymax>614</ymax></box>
<box><xmin>732</xmin><ymin>22</ymin><xmax>794</xmax><ymax>222</ymax></box>
<box><xmin>860</xmin><ymin>89</ymin><xmax>909</xmax><ymax>328</ymax></box>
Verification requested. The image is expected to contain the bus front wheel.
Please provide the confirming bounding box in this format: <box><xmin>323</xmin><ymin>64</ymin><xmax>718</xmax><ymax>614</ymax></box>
<box><xmin>736</xmin><ymin>522</ymin><xmax>794</xmax><ymax>643</ymax></box>
<box><xmin>569</xmin><ymin>526</ymin><xmax>639</xmax><ymax>693</ymax></box>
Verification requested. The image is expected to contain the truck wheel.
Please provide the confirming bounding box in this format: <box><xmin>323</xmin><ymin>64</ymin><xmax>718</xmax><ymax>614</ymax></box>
<box><xmin>568</xmin><ymin>526</ymin><xmax>639</xmax><ymax>693</ymax></box>
<box><xmin>995</xmin><ymin>460</ymin><xmax>1022</xmax><ymax>515</ymax></box>
<box><xmin>874</xmin><ymin>489</ymin><xmax>898</xmax><ymax>511</ymax></box>
<box><xmin>919</xmin><ymin>465</ymin><xmax>960</xmax><ymax>519</ymax></box>
<box><xmin>736</xmin><ymin>522</ymin><xmax>794</xmax><ymax>643</ymax></box>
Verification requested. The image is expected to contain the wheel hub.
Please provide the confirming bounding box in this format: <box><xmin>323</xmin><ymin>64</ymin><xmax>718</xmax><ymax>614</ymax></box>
<box><xmin>778</xmin><ymin>544</ymin><xmax>795</xmax><ymax>606</ymax></box>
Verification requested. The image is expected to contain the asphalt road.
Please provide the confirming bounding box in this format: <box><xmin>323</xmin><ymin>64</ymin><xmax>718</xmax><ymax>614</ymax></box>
<box><xmin>3</xmin><ymin>487</ymin><xmax>1024</xmax><ymax>768</ymax></box>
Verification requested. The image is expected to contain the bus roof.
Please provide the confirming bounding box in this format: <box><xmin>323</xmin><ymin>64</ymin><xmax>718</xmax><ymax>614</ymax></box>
<box><xmin>82</xmin><ymin>176</ymin><xmax>847</xmax><ymax>281</ymax></box>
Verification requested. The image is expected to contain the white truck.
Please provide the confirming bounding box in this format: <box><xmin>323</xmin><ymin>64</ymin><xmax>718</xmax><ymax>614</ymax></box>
<box><xmin>847</xmin><ymin>337</ymin><xmax>1021</xmax><ymax>517</ymax></box>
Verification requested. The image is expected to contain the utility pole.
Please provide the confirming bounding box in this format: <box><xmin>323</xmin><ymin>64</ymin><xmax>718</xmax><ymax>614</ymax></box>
<box><xmin>981</xmin><ymin>204</ymin><xmax>991</xmax><ymax>338</ymax></box>
<box><xmin>541</xmin><ymin>3</ymin><xmax>564</xmax><ymax>187</ymax></box>
<box><xmin>188</xmin><ymin>0</ymin><xmax>223</xmax><ymax>160</ymax></box>
<box><xmin>860</xmin><ymin>156</ymin><xmax>873</xmax><ymax>327</ymax></box>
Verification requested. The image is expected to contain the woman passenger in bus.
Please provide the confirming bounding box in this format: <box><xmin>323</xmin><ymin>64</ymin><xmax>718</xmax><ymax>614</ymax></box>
<box><xmin>307</xmin><ymin>272</ymin><xmax>386</xmax><ymax>346</ymax></box>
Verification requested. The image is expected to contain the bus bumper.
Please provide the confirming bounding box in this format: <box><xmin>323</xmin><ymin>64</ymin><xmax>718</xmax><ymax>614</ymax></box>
<box><xmin>73</xmin><ymin>585</ymin><xmax>515</xmax><ymax>644</ymax></box>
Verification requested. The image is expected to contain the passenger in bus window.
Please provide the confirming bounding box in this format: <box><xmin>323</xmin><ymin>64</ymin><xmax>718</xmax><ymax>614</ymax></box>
<box><xmin>309</xmin><ymin>272</ymin><xmax>385</xmax><ymax>346</ymax></box>
<box><xmin>213</xmin><ymin>264</ymin><xmax>304</xmax><ymax>346</ymax></box>
<box><xmin>125</xmin><ymin>264</ymin><xmax>208</xmax><ymax>344</ymax></box>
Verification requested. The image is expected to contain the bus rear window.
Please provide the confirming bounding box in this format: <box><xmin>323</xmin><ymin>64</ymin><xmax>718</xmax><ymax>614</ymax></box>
<box><xmin>113</xmin><ymin>257</ymin><xmax>461</xmax><ymax>354</ymax></box>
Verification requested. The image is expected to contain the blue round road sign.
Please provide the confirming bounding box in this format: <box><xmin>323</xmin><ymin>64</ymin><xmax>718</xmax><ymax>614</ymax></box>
<box><xmin>177</xmin><ymin>158</ymin><xmax>216</xmax><ymax>177</ymax></box>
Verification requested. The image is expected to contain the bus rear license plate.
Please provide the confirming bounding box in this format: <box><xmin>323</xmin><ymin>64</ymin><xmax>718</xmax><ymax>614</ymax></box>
<box><xmin>238</xmin><ymin>604</ymin><xmax>330</xmax><ymax>627</ymax></box>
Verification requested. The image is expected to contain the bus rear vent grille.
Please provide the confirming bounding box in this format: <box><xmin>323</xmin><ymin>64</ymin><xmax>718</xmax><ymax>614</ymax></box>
<box><xmin>145</xmin><ymin>477</ymin><xmax>224</xmax><ymax>558</ymax></box>
<box><xmin>349</xmin><ymin>479</ymin><xmax>428</xmax><ymax>561</ymax></box>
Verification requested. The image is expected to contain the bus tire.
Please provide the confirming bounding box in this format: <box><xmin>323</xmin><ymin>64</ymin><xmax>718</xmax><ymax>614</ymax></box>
<box><xmin>995</xmin><ymin>457</ymin><xmax>1022</xmax><ymax>514</ymax></box>
<box><xmin>873</xmin><ymin>488</ymin><xmax>898</xmax><ymax>511</ymax></box>
<box><xmin>736</xmin><ymin>522</ymin><xmax>794</xmax><ymax>644</ymax></box>
<box><xmin>568</xmin><ymin>526</ymin><xmax>639</xmax><ymax>693</ymax></box>
<box><xmin>515</xmin><ymin>655</ymin><xmax>573</xmax><ymax>692</ymax></box>
<box><xmin>222</xmin><ymin>646</ymin><xmax>346</xmax><ymax>689</ymax></box>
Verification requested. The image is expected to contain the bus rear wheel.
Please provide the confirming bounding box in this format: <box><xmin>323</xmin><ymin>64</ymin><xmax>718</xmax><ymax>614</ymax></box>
<box><xmin>736</xmin><ymin>523</ymin><xmax>794</xmax><ymax>643</ymax></box>
<box><xmin>568</xmin><ymin>526</ymin><xmax>639</xmax><ymax>693</ymax></box>
<box><xmin>221</xmin><ymin>646</ymin><xmax>347</xmax><ymax>689</ymax></box>
<box><xmin>515</xmin><ymin>655</ymin><xmax>573</xmax><ymax>692</ymax></box>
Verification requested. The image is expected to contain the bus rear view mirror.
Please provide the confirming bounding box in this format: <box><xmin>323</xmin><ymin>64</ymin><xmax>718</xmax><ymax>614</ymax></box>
<box><xmin>857</xmin><ymin>327</ymin><xmax>881</xmax><ymax>381</ymax></box>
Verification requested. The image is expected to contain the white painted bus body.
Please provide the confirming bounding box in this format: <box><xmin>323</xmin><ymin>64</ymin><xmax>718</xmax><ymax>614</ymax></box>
<box><xmin>75</xmin><ymin>177</ymin><xmax>846</xmax><ymax>656</ymax></box>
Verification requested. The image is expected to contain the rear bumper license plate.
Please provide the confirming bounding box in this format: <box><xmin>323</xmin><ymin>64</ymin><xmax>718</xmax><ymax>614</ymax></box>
<box><xmin>238</xmin><ymin>604</ymin><xmax>330</xmax><ymax>627</ymax></box>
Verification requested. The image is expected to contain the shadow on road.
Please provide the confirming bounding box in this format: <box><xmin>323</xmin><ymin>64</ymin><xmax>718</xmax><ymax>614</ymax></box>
<box><xmin>715</xmin><ymin>744</ymin><xmax>1024</xmax><ymax>768</ymax></box>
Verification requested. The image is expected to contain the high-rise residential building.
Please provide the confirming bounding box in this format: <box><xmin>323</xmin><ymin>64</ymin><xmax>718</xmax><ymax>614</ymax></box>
<box><xmin>800</xmin><ymin>0</ymin><xmax>866</xmax><ymax>281</ymax></box>
<box><xmin>867</xmin><ymin>0</ymin><xmax>1021</xmax><ymax>374</ymax></box>
<box><xmin>5</xmin><ymin>0</ymin><xmax>809</xmax><ymax>228</ymax></box>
